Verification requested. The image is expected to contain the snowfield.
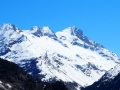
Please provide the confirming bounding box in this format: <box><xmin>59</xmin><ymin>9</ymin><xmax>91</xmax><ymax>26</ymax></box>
<box><xmin>0</xmin><ymin>23</ymin><xmax>119</xmax><ymax>89</ymax></box>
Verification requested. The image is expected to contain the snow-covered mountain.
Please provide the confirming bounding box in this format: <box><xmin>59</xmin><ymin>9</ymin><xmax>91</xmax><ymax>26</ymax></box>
<box><xmin>0</xmin><ymin>23</ymin><xmax>119</xmax><ymax>90</ymax></box>
<box><xmin>81</xmin><ymin>64</ymin><xmax>120</xmax><ymax>90</ymax></box>
<box><xmin>0</xmin><ymin>57</ymin><xmax>68</xmax><ymax>90</ymax></box>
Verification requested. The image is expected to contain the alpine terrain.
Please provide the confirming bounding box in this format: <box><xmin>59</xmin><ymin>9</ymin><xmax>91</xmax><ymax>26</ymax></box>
<box><xmin>0</xmin><ymin>23</ymin><xmax>119</xmax><ymax>90</ymax></box>
<box><xmin>81</xmin><ymin>63</ymin><xmax>120</xmax><ymax>90</ymax></box>
<box><xmin>0</xmin><ymin>57</ymin><xmax>68</xmax><ymax>90</ymax></box>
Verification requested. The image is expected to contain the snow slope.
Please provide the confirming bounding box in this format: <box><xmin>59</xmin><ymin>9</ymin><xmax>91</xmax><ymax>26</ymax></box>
<box><xmin>0</xmin><ymin>23</ymin><xmax>119</xmax><ymax>90</ymax></box>
<box><xmin>81</xmin><ymin>64</ymin><xmax>120</xmax><ymax>90</ymax></box>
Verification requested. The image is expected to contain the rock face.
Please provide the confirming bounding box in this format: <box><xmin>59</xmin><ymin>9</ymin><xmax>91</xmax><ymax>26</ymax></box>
<box><xmin>81</xmin><ymin>64</ymin><xmax>120</xmax><ymax>90</ymax></box>
<box><xmin>0</xmin><ymin>58</ymin><xmax>68</xmax><ymax>90</ymax></box>
<box><xmin>30</xmin><ymin>26</ymin><xmax>42</xmax><ymax>37</ymax></box>
<box><xmin>0</xmin><ymin>23</ymin><xmax>119</xmax><ymax>90</ymax></box>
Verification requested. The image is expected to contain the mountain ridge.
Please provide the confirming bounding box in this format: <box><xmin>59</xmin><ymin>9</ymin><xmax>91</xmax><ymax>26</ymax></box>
<box><xmin>0</xmin><ymin>23</ymin><xmax>119</xmax><ymax>90</ymax></box>
<box><xmin>81</xmin><ymin>64</ymin><xmax>120</xmax><ymax>90</ymax></box>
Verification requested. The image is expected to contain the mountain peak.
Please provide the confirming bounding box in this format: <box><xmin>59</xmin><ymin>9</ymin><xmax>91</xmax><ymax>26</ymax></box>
<box><xmin>41</xmin><ymin>26</ymin><xmax>56</xmax><ymax>38</ymax></box>
<box><xmin>42</xmin><ymin>26</ymin><xmax>50</xmax><ymax>29</ymax></box>
<box><xmin>0</xmin><ymin>23</ymin><xmax>16</xmax><ymax>31</ymax></box>
<box><xmin>31</xmin><ymin>26</ymin><xmax>40</xmax><ymax>31</ymax></box>
<box><xmin>41</xmin><ymin>26</ymin><xmax>52</xmax><ymax>34</ymax></box>
<box><xmin>0</xmin><ymin>23</ymin><xmax>21</xmax><ymax>34</ymax></box>
<box><xmin>30</xmin><ymin>26</ymin><xmax>42</xmax><ymax>37</ymax></box>
<box><xmin>71</xmin><ymin>25</ymin><xmax>77</xmax><ymax>30</ymax></box>
<box><xmin>28</xmin><ymin>26</ymin><xmax>56</xmax><ymax>38</ymax></box>
<box><xmin>71</xmin><ymin>26</ymin><xmax>83</xmax><ymax>36</ymax></box>
<box><xmin>57</xmin><ymin>26</ymin><xmax>104</xmax><ymax>49</ymax></box>
<box><xmin>62</xmin><ymin>26</ymin><xmax>83</xmax><ymax>36</ymax></box>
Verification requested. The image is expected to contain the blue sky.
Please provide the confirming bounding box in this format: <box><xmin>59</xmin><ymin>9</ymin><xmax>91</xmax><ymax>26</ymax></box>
<box><xmin>0</xmin><ymin>0</ymin><xmax>120</xmax><ymax>57</ymax></box>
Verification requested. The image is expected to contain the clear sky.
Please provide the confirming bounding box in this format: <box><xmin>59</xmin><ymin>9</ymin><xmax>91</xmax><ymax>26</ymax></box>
<box><xmin>0</xmin><ymin>0</ymin><xmax>120</xmax><ymax>57</ymax></box>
